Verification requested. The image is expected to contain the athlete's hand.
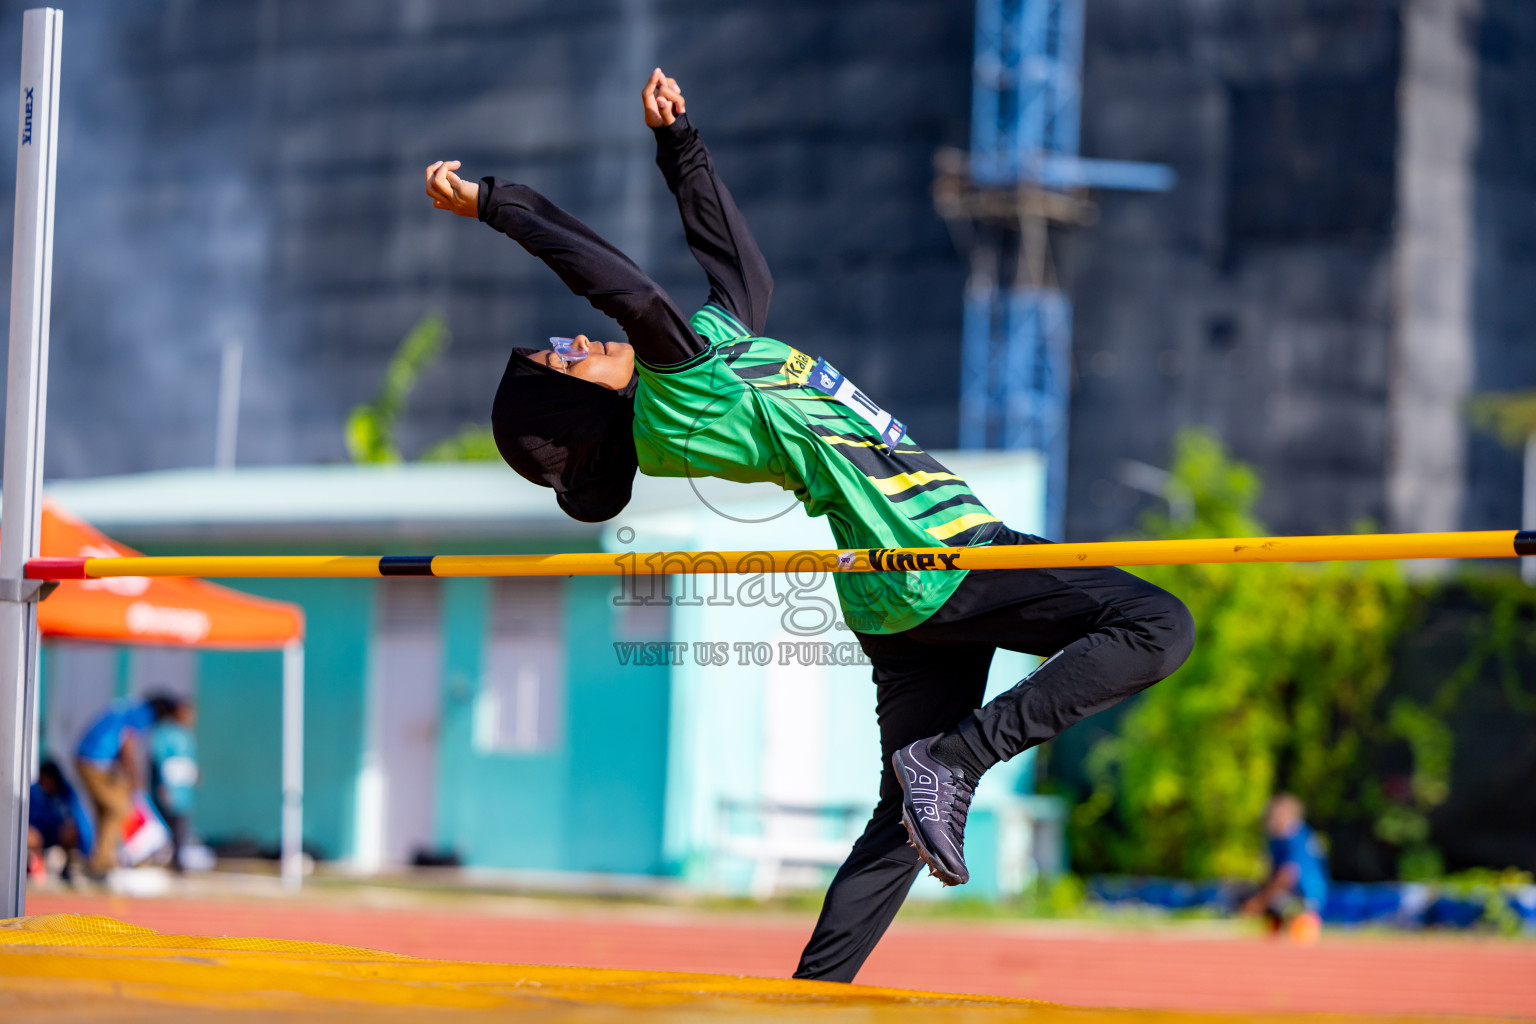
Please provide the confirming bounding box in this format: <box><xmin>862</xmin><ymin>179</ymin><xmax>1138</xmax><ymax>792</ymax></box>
<box><xmin>642</xmin><ymin>68</ymin><xmax>686</xmax><ymax>128</ymax></box>
<box><xmin>425</xmin><ymin>160</ymin><xmax>479</xmax><ymax>217</ymax></box>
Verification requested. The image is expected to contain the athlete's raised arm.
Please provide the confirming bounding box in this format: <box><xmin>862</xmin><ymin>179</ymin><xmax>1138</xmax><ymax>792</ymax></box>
<box><xmin>643</xmin><ymin>69</ymin><xmax>773</xmax><ymax>336</ymax></box>
<box><xmin>424</xmin><ymin>159</ymin><xmax>705</xmax><ymax>369</ymax></box>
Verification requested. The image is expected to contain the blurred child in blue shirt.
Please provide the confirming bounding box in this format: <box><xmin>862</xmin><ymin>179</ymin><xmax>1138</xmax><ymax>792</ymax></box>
<box><xmin>75</xmin><ymin>694</ymin><xmax>184</xmax><ymax>877</ymax></box>
<box><xmin>149</xmin><ymin>701</ymin><xmax>198</xmax><ymax>873</ymax></box>
<box><xmin>1243</xmin><ymin>792</ymin><xmax>1329</xmax><ymax>944</ymax></box>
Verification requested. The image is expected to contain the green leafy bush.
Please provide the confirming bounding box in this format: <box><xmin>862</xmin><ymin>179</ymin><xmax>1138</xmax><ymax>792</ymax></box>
<box><xmin>1071</xmin><ymin>430</ymin><xmax>1427</xmax><ymax>880</ymax></box>
<box><xmin>422</xmin><ymin>425</ymin><xmax>499</xmax><ymax>462</ymax></box>
<box><xmin>345</xmin><ymin>315</ymin><xmax>499</xmax><ymax>463</ymax></box>
<box><xmin>346</xmin><ymin>315</ymin><xmax>450</xmax><ymax>463</ymax></box>
<box><xmin>1436</xmin><ymin>868</ymin><xmax>1535</xmax><ymax>936</ymax></box>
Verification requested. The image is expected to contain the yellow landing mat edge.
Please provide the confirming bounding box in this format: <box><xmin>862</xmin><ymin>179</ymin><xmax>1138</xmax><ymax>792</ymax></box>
<box><xmin>0</xmin><ymin>913</ymin><xmax>1468</xmax><ymax>1023</ymax></box>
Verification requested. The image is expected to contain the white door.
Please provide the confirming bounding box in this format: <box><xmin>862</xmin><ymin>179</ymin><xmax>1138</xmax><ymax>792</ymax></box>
<box><xmin>476</xmin><ymin>578</ymin><xmax>565</xmax><ymax>754</ymax></box>
<box><xmin>360</xmin><ymin>580</ymin><xmax>442</xmax><ymax>868</ymax></box>
<box><xmin>757</xmin><ymin>631</ymin><xmax>833</xmax><ymax>891</ymax></box>
<box><xmin>762</xmin><ymin>633</ymin><xmax>828</xmax><ymax>808</ymax></box>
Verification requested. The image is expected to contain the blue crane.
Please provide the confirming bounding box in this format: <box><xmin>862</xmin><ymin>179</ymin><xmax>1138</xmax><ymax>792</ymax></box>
<box><xmin>939</xmin><ymin>0</ymin><xmax>1172</xmax><ymax>540</ymax></box>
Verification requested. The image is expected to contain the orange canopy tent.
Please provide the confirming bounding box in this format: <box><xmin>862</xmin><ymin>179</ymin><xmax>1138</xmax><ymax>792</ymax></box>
<box><xmin>28</xmin><ymin>502</ymin><xmax>307</xmax><ymax>885</ymax></box>
<box><xmin>37</xmin><ymin>503</ymin><xmax>303</xmax><ymax>646</ymax></box>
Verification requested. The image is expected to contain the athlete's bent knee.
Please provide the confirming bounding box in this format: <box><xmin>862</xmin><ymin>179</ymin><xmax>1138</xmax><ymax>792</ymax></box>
<box><xmin>1143</xmin><ymin>593</ymin><xmax>1195</xmax><ymax>680</ymax></box>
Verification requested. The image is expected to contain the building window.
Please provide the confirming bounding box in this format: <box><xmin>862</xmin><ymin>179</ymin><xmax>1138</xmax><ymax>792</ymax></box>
<box><xmin>1226</xmin><ymin>77</ymin><xmax>1396</xmax><ymax>250</ymax></box>
<box><xmin>475</xmin><ymin>578</ymin><xmax>564</xmax><ymax>753</ymax></box>
<box><xmin>130</xmin><ymin>646</ymin><xmax>198</xmax><ymax>702</ymax></box>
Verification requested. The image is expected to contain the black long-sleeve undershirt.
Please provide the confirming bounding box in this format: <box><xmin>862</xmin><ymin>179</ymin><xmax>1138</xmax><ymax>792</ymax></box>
<box><xmin>653</xmin><ymin>114</ymin><xmax>773</xmax><ymax>335</ymax></box>
<box><xmin>476</xmin><ymin>113</ymin><xmax>772</xmax><ymax>369</ymax></box>
<box><xmin>477</xmin><ymin>177</ymin><xmax>703</xmax><ymax>368</ymax></box>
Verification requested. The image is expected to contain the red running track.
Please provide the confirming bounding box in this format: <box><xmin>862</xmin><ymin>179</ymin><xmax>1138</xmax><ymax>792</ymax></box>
<box><xmin>22</xmin><ymin>893</ymin><xmax>1536</xmax><ymax>1017</ymax></box>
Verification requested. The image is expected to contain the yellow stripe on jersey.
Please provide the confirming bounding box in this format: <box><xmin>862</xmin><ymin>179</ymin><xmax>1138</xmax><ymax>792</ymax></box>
<box><xmin>924</xmin><ymin>512</ymin><xmax>1002</xmax><ymax>541</ymax></box>
<box><xmin>819</xmin><ymin>434</ymin><xmax>882</xmax><ymax>448</ymax></box>
<box><xmin>867</xmin><ymin>471</ymin><xmax>964</xmax><ymax>496</ymax></box>
<box><xmin>818</xmin><ymin>436</ymin><xmax>930</xmax><ymax>457</ymax></box>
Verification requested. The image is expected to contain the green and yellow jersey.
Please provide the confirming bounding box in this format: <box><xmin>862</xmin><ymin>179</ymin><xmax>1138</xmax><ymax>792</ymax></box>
<box><xmin>633</xmin><ymin>304</ymin><xmax>1003</xmax><ymax>634</ymax></box>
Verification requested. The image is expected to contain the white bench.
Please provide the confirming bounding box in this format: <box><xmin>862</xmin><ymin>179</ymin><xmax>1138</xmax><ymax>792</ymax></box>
<box><xmin>712</xmin><ymin>800</ymin><xmax>867</xmax><ymax>898</ymax></box>
<box><xmin>712</xmin><ymin>794</ymin><xmax>1069</xmax><ymax>898</ymax></box>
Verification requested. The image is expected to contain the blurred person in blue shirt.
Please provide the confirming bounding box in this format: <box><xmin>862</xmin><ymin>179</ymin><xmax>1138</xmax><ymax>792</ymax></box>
<box><xmin>27</xmin><ymin>759</ymin><xmax>81</xmax><ymax>881</ymax></box>
<box><xmin>1242</xmin><ymin>792</ymin><xmax>1329</xmax><ymax>944</ymax></box>
<box><xmin>74</xmin><ymin>694</ymin><xmax>183</xmax><ymax>877</ymax></box>
<box><xmin>148</xmin><ymin>701</ymin><xmax>198</xmax><ymax>872</ymax></box>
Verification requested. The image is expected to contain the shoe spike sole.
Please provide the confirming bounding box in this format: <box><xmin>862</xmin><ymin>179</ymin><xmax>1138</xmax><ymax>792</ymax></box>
<box><xmin>898</xmin><ymin>806</ymin><xmax>962</xmax><ymax>887</ymax></box>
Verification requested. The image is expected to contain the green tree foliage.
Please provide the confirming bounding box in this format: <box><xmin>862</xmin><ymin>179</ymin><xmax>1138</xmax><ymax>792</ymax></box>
<box><xmin>344</xmin><ymin>315</ymin><xmax>499</xmax><ymax>463</ymax></box>
<box><xmin>346</xmin><ymin>315</ymin><xmax>449</xmax><ymax>463</ymax></box>
<box><xmin>1468</xmin><ymin>391</ymin><xmax>1536</xmax><ymax>448</ymax></box>
<box><xmin>421</xmin><ymin>424</ymin><xmax>499</xmax><ymax>463</ymax></box>
<box><xmin>1072</xmin><ymin>430</ymin><xmax>1423</xmax><ymax>879</ymax></box>
<box><xmin>1448</xmin><ymin>576</ymin><xmax>1536</xmax><ymax>718</ymax></box>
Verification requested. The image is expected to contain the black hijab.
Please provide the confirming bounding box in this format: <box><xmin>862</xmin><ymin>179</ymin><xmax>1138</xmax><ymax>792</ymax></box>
<box><xmin>490</xmin><ymin>349</ymin><xmax>638</xmax><ymax>523</ymax></box>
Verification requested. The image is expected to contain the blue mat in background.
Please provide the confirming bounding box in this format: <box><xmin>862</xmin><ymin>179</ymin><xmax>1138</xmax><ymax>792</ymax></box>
<box><xmin>1087</xmin><ymin>876</ymin><xmax>1536</xmax><ymax>931</ymax></box>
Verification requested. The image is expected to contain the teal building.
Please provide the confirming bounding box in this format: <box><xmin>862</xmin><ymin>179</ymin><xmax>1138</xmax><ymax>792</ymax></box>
<box><xmin>42</xmin><ymin>453</ymin><xmax>1060</xmax><ymax>897</ymax></box>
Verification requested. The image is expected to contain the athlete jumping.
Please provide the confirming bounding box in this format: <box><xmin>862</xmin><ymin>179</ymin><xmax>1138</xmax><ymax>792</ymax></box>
<box><xmin>424</xmin><ymin>69</ymin><xmax>1194</xmax><ymax>982</ymax></box>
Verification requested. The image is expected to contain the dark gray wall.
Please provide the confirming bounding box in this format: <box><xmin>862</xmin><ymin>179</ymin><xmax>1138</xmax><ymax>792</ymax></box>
<box><xmin>0</xmin><ymin>0</ymin><xmax>973</xmax><ymax>478</ymax></box>
<box><xmin>1</xmin><ymin>0</ymin><xmax>1530</xmax><ymax>544</ymax></box>
<box><xmin>1467</xmin><ymin>0</ymin><xmax>1536</xmax><ymax>530</ymax></box>
<box><xmin>1066</xmin><ymin>0</ymin><xmax>1404</xmax><ymax>540</ymax></box>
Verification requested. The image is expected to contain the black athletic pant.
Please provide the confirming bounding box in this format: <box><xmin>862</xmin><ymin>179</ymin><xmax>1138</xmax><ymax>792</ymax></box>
<box><xmin>163</xmin><ymin>812</ymin><xmax>189</xmax><ymax>873</ymax></box>
<box><xmin>793</xmin><ymin>528</ymin><xmax>1194</xmax><ymax>982</ymax></box>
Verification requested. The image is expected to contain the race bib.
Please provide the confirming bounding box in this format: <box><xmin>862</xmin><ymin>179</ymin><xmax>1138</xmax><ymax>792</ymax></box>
<box><xmin>807</xmin><ymin>359</ymin><xmax>906</xmax><ymax>449</ymax></box>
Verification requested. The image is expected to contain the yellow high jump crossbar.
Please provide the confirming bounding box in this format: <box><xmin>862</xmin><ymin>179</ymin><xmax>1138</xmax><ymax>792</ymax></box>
<box><xmin>23</xmin><ymin>529</ymin><xmax>1536</xmax><ymax>580</ymax></box>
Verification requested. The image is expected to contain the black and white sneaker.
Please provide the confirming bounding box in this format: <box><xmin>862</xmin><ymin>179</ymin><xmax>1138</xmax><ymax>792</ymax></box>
<box><xmin>892</xmin><ymin>736</ymin><xmax>974</xmax><ymax>886</ymax></box>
